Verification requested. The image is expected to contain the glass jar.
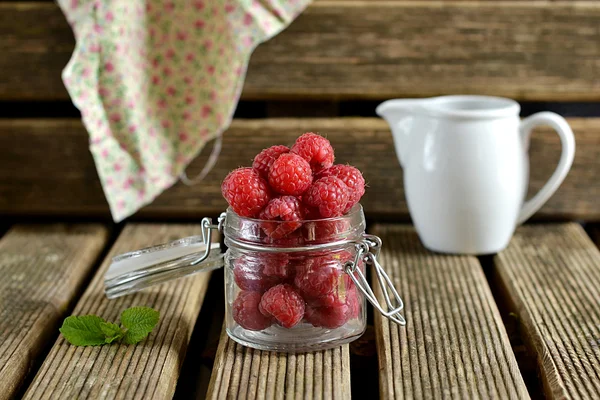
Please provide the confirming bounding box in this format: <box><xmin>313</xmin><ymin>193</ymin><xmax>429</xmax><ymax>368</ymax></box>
<box><xmin>223</xmin><ymin>205</ymin><xmax>368</xmax><ymax>352</ymax></box>
<box><xmin>103</xmin><ymin>204</ymin><xmax>405</xmax><ymax>353</ymax></box>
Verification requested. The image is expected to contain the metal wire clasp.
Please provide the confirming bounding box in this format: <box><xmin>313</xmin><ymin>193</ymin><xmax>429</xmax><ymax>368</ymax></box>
<box><xmin>344</xmin><ymin>234</ymin><xmax>406</xmax><ymax>325</ymax></box>
<box><xmin>191</xmin><ymin>212</ymin><xmax>226</xmax><ymax>266</ymax></box>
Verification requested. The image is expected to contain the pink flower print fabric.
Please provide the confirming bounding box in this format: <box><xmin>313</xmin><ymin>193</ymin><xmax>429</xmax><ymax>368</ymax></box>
<box><xmin>57</xmin><ymin>0</ymin><xmax>312</xmax><ymax>222</ymax></box>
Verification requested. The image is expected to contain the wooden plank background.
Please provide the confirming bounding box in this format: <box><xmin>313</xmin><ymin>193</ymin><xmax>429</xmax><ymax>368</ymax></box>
<box><xmin>0</xmin><ymin>1</ymin><xmax>599</xmax><ymax>101</ymax></box>
<box><xmin>0</xmin><ymin>224</ymin><xmax>108</xmax><ymax>400</ymax></box>
<box><xmin>1</xmin><ymin>118</ymin><xmax>599</xmax><ymax>220</ymax></box>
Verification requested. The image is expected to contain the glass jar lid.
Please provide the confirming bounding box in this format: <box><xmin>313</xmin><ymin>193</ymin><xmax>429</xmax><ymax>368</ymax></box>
<box><xmin>104</xmin><ymin>215</ymin><xmax>225</xmax><ymax>299</ymax></box>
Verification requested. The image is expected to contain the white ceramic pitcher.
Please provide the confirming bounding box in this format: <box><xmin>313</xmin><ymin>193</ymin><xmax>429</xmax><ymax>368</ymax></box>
<box><xmin>376</xmin><ymin>95</ymin><xmax>575</xmax><ymax>255</ymax></box>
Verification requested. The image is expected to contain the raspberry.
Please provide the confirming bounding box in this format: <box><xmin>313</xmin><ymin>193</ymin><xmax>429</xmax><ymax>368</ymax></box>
<box><xmin>221</xmin><ymin>168</ymin><xmax>271</xmax><ymax>217</ymax></box>
<box><xmin>317</xmin><ymin>165</ymin><xmax>365</xmax><ymax>213</ymax></box>
<box><xmin>302</xmin><ymin>205</ymin><xmax>321</xmax><ymax>220</ymax></box>
<box><xmin>264</xmin><ymin>230</ymin><xmax>306</xmax><ymax>247</ymax></box>
<box><xmin>261</xmin><ymin>253</ymin><xmax>292</xmax><ymax>280</ymax></box>
<box><xmin>345</xmin><ymin>286</ymin><xmax>361</xmax><ymax>320</ymax></box>
<box><xmin>305</xmin><ymin>284</ymin><xmax>360</xmax><ymax>328</ymax></box>
<box><xmin>268</xmin><ymin>153</ymin><xmax>313</xmax><ymax>196</ymax></box>
<box><xmin>232</xmin><ymin>291</ymin><xmax>273</xmax><ymax>331</ymax></box>
<box><xmin>259</xmin><ymin>196</ymin><xmax>305</xmax><ymax>239</ymax></box>
<box><xmin>296</xmin><ymin>251</ymin><xmax>354</xmax><ymax>307</ymax></box>
<box><xmin>259</xmin><ymin>284</ymin><xmax>305</xmax><ymax>328</ymax></box>
<box><xmin>305</xmin><ymin>304</ymin><xmax>349</xmax><ymax>329</ymax></box>
<box><xmin>233</xmin><ymin>254</ymin><xmax>281</xmax><ymax>292</ymax></box>
<box><xmin>303</xmin><ymin>219</ymin><xmax>351</xmax><ymax>243</ymax></box>
<box><xmin>252</xmin><ymin>145</ymin><xmax>290</xmax><ymax>179</ymax></box>
<box><xmin>302</xmin><ymin>176</ymin><xmax>349</xmax><ymax>218</ymax></box>
<box><xmin>291</xmin><ymin>133</ymin><xmax>335</xmax><ymax>173</ymax></box>
<box><xmin>294</xmin><ymin>256</ymin><xmax>343</xmax><ymax>300</ymax></box>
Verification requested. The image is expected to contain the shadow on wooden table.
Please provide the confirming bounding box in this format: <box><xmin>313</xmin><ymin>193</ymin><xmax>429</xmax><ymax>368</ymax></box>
<box><xmin>174</xmin><ymin>270</ymin><xmax>225</xmax><ymax>399</ymax></box>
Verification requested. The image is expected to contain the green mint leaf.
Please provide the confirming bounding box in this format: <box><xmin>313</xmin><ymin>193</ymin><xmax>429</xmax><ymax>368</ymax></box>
<box><xmin>59</xmin><ymin>315</ymin><xmax>109</xmax><ymax>346</ymax></box>
<box><xmin>120</xmin><ymin>307</ymin><xmax>160</xmax><ymax>345</ymax></box>
<box><xmin>100</xmin><ymin>321</ymin><xmax>124</xmax><ymax>344</ymax></box>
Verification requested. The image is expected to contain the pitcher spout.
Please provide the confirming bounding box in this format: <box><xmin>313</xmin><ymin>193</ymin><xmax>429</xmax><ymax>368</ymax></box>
<box><xmin>376</xmin><ymin>99</ymin><xmax>429</xmax><ymax>167</ymax></box>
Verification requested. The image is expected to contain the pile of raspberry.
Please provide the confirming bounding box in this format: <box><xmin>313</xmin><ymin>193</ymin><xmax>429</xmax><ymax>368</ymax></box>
<box><xmin>221</xmin><ymin>133</ymin><xmax>366</xmax><ymax>331</ymax></box>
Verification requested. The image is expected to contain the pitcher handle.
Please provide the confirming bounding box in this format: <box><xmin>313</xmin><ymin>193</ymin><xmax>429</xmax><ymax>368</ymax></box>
<box><xmin>517</xmin><ymin>112</ymin><xmax>575</xmax><ymax>224</ymax></box>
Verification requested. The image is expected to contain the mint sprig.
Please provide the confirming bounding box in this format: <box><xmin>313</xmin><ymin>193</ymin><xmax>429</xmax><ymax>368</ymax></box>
<box><xmin>60</xmin><ymin>307</ymin><xmax>159</xmax><ymax>347</ymax></box>
<box><xmin>121</xmin><ymin>307</ymin><xmax>160</xmax><ymax>345</ymax></box>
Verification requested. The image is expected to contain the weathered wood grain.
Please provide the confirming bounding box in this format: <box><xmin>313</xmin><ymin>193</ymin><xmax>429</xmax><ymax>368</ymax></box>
<box><xmin>371</xmin><ymin>225</ymin><xmax>529</xmax><ymax>399</ymax></box>
<box><xmin>493</xmin><ymin>224</ymin><xmax>600</xmax><ymax>399</ymax></box>
<box><xmin>23</xmin><ymin>224</ymin><xmax>214</xmax><ymax>400</ymax></box>
<box><xmin>0</xmin><ymin>224</ymin><xmax>108</xmax><ymax>400</ymax></box>
<box><xmin>1</xmin><ymin>118</ymin><xmax>599</xmax><ymax>220</ymax></box>
<box><xmin>1</xmin><ymin>2</ymin><xmax>599</xmax><ymax>101</ymax></box>
<box><xmin>206</xmin><ymin>328</ymin><xmax>351</xmax><ymax>399</ymax></box>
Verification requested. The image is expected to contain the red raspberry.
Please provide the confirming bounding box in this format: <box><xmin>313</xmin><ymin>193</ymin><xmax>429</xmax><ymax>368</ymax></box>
<box><xmin>259</xmin><ymin>284</ymin><xmax>305</xmax><ymax>328</ymax></box>
<box><xmin>268</xmin><ymin>153</ymin><xmax>313</xmax><ymax>196</ymax></box>
<box><xmin>233</xmin><ymin>254</ymin><xmax>281</xmax><ymax>292</ymax></box>
<box><xmin>221</xmin><ymin>168</ymin><xmax>271</xmax><ymax>217</ymax></box>
<box><xmin>345</xmin><ymin>286</ymin><xmax>361</xmax><ymax>320</ymax></box>
<box><xmin>302</xmin><ymin>205</ymin><xmax>321</xmax><ymax>220</ymax></box>
<box><xmin>252</xmin><ymin>145</ymin><xmax>289</xmax><ymax>179</ymax></box>
<box><xmin>232</xmin><ymin>291</ymin><xmax>273</xmax><ymax>331</ymax></box>
<box><xmin>305</xmin><ymin>304</ymin><xmax>349</xmax><ymax>329</ymax></box>
<box><xmin>264</xmin><ymin>230</ymin><xmax>306</xmax><ymax>247</ymax></box>
<box><xmin>291</xmin><ymin>133</ymin><xmax>335</xmax><ymax>173</ymax></box>
<box><xmin>259</xmin><ymin>196</ymin><xmax>305</xmax><ymax>239</ymax></box>
<box><xmin>261</xmin><ymin>253</ymin><xmax>292</xmax><ymax>280</ymax></box>
<box><xmin>305</xmin><ymin>283</ymin><xmax>360</xmax><ymax>328</ymax></box>
<box><xmin>302</xmin><ymin>176</ymin><xmax>349</xmax><ymax>218</ymax></box>
<box><xmin>303</xmin><ymin>219</ymin><xmax>351</xmax><ymax>243</ymax></box>
<box><xmin>294</xmin><ymin>256</ymin><xmax>343</xmax><ymax>300</ymax></box>
<box><xmin>297</xmin><ymin>251</ymin><xmax>354</xmax><ymax>307</ymax></box>
<box><xmin>317</xmin><ymin>165</ymin><xmax>365</xmax><ymax>213</ymax></box>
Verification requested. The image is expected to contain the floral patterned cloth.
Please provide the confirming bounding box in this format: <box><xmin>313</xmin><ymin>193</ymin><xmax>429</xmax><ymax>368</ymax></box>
<box><xmin>58</xmin><ymin>0</ymin><xmax>311</xmax><ymax>222</ymax></box>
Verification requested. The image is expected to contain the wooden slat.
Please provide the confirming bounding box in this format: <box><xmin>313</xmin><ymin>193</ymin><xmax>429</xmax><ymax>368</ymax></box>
<box><xmin>0</xmin><ymin>3</ymin><xmax>72</xmax><ymax>100</ymax></box>
<box><xmin>372</xmin><ymin>225</ymin><xmax>529</xmax><ymax>399</ymax></box>
<box><xmin>493</xmin><ymin>224</ymin><xmax>600</xmax><ymax>399</ymax></box>
<box><xmin>206</xmin><ymin>328</ymin><xmax>351</xmax><ymax>399</ymax></box>
<box><xmin>0</xmin><ymin>224</ymin><xmax>108</xmax><ymax>400</ymax></box>
<box><xmin>23</xmin><ymin>224</ymin><xmax>213</xmax><ymax>399</ymax></box>
<box><xmin>1</xmin><ymin>2</ymin><xmax>599</xmax><ymax>101</ymax></box>
<box><xmin>1</xmin><ymin>117</ymin><xmax>599</xmax><ymax>220</ymax></box>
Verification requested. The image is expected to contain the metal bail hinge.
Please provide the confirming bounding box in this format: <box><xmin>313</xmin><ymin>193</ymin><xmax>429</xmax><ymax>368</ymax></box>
<box><xmin>344</xmin><ymin>234</ymin><xmax>406</xmax><ymax>325</ymax></box>
<box><xmin>104</xmin><ymin>213</ymin><xmax>226</xmax><ymax>299</ymax></box>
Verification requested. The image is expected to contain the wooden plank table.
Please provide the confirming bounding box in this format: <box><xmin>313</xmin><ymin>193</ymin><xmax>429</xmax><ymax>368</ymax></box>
<box><xmin>22</xmin><ymin>224</ymin><xmax>214</xmax><ymax>400</ymax></box>
<box><xmin>1</xmin><ymin>1</ymin><xmax>599</xmax><ymax>397</ymax></box>
<box><xmin>371</xmin><ymin>225</ymin><xmax>529</xmax><ymax>399</ymax></box>
<box><xmin>206</xmin><ymin>328</ymin><xmax>351</xmax><ymax>400</ymax></box>
<box><xmin>493</xmin><ymin>224</ymin><xmax>600</xmax><ymax>399</ymax></box>
<box><xmin>0</xmin><ymin>225</ymin><xmax>108</xmax><ymax>400</ymax></box>
<box><xmin>1</xmin><ymin>221</ymin><xmax>597</xmax><ymax>399</ymax></box>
